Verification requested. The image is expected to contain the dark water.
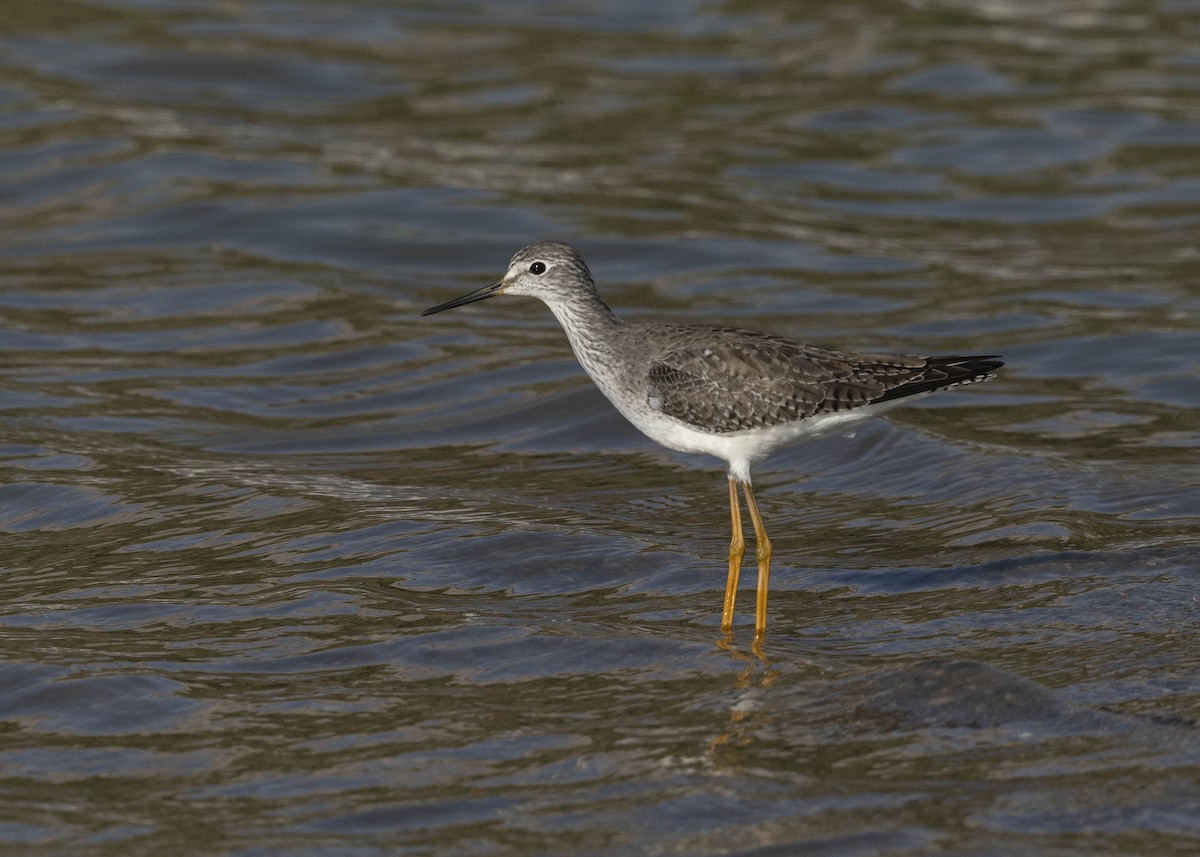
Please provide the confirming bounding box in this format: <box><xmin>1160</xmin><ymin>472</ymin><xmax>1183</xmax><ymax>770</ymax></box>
<box><xmin>2</xmin><ymin>1</ymin><xmax>1199</xmax><ymax>854</ymax></box>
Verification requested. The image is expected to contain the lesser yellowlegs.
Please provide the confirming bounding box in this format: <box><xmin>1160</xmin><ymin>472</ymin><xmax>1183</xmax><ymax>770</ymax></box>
<box><xmin>422</xmin><ymin>242</ymin><xmax>1002</xmax><ymax>644</ymax></box>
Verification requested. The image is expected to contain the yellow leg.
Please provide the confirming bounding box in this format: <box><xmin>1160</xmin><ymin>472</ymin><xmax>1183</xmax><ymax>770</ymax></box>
<box><xmin>721</xmin><ymin>475</ymin><xmax>744</xmax><ymax>633</ymax></box>
<box><xmin>741</xmin><ymin>481</ymin><xmax>772</xmax><ymax>645</ymax></box>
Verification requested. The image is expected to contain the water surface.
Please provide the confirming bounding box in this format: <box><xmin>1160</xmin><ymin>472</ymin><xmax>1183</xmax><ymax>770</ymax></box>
<box><xmin>1</xmin><ymin>1</ymin><xmax>1199</xmax><ymax>854</ymax></box>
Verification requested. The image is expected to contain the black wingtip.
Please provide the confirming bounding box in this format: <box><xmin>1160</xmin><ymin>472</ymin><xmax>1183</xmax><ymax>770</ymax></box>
<box><xmin>932</xmin><ymin>355</ymin><xmax>1004</xmax><ymax>375</ymax></box>
<box><xmin>875</xmin><ymin>354</ymin><xmax>1004</xmax><ymax>404</ymax></box>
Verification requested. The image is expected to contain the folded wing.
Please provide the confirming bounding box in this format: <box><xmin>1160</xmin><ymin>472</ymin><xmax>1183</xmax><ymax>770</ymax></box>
<box><xmin>646</xmin><ymin>328</ymin><xmax>1001</xmax><ymax>434</ymax></box>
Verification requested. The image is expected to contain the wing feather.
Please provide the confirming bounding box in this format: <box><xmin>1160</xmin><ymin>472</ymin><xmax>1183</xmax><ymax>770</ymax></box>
<box><xmin>645</xmin><ymin>329</ymin><xmax>999</xmax><ymax>433</ymax></box>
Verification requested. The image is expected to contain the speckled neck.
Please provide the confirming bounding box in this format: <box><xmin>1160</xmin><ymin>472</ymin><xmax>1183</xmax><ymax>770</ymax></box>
<box><xmin>544</xmin><ymin>293</ymin><xmax>624</xmax><ymax>379</ymax></box>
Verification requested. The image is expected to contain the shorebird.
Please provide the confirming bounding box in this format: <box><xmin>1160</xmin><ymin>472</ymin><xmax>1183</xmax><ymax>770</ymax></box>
<box><xmin>423</xmin><ymin>242</ymin><xmax>1002</xmax><ymax>644</ymax></box>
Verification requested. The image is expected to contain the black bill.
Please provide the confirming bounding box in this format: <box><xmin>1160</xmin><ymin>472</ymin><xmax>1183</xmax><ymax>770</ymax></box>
<box><xmin>421</xmin><ymin>281</ymin><xmax>505</xmax><ymax>316</ymax></box>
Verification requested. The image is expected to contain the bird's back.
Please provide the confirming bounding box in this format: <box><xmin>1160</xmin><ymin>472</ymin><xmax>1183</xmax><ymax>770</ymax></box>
<box><xmin>599</xmin><ymin>322</ymin><xmax>1001</xmax><ymax>437</ymax></box>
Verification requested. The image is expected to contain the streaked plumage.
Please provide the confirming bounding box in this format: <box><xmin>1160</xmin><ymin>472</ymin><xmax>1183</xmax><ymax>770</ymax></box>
<box><xmin>423</xmin><ymin>241</ymin><xmax>1002</xmax><ymax>647</ymax></box>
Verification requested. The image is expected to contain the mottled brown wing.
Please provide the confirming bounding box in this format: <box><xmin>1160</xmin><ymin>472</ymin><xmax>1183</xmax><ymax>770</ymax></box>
<box><xmin>646</xmin><ymin>329</ymin><xmax>996</xmax><ymax>434</ymax></box>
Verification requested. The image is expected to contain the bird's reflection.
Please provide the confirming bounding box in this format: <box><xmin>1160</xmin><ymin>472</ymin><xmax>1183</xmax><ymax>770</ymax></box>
<box><xmin>708</xmin><ymin>632</ymin><xmax>783</xmax><ymax>753</ymax></box>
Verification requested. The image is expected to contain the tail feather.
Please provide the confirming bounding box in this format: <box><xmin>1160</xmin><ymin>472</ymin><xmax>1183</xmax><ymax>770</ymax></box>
<box><xmin>875</xmin><ymin>355</ymin><xmax>1003</xmax><ymax>404</ymax></box>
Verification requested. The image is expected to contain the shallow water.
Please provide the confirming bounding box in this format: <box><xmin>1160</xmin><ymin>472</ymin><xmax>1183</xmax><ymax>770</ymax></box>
<box><xmin>2</xmin><ymin>1</ymin><xmax>1199</xmax><ymax>854</ymax></box>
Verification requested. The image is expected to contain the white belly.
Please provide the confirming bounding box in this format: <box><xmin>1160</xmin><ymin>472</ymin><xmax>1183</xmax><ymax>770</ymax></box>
<box><xmin>615</xmin><ymin>397</ymin><xmax>914</xmax><ymax>484</ymax></box>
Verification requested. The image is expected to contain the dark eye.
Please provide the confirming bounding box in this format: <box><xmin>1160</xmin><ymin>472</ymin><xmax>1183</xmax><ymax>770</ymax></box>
<box><xmin>529</xmin><ymin>261</ymin><xmax>546</xmax><ymax>275</ymax></box>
